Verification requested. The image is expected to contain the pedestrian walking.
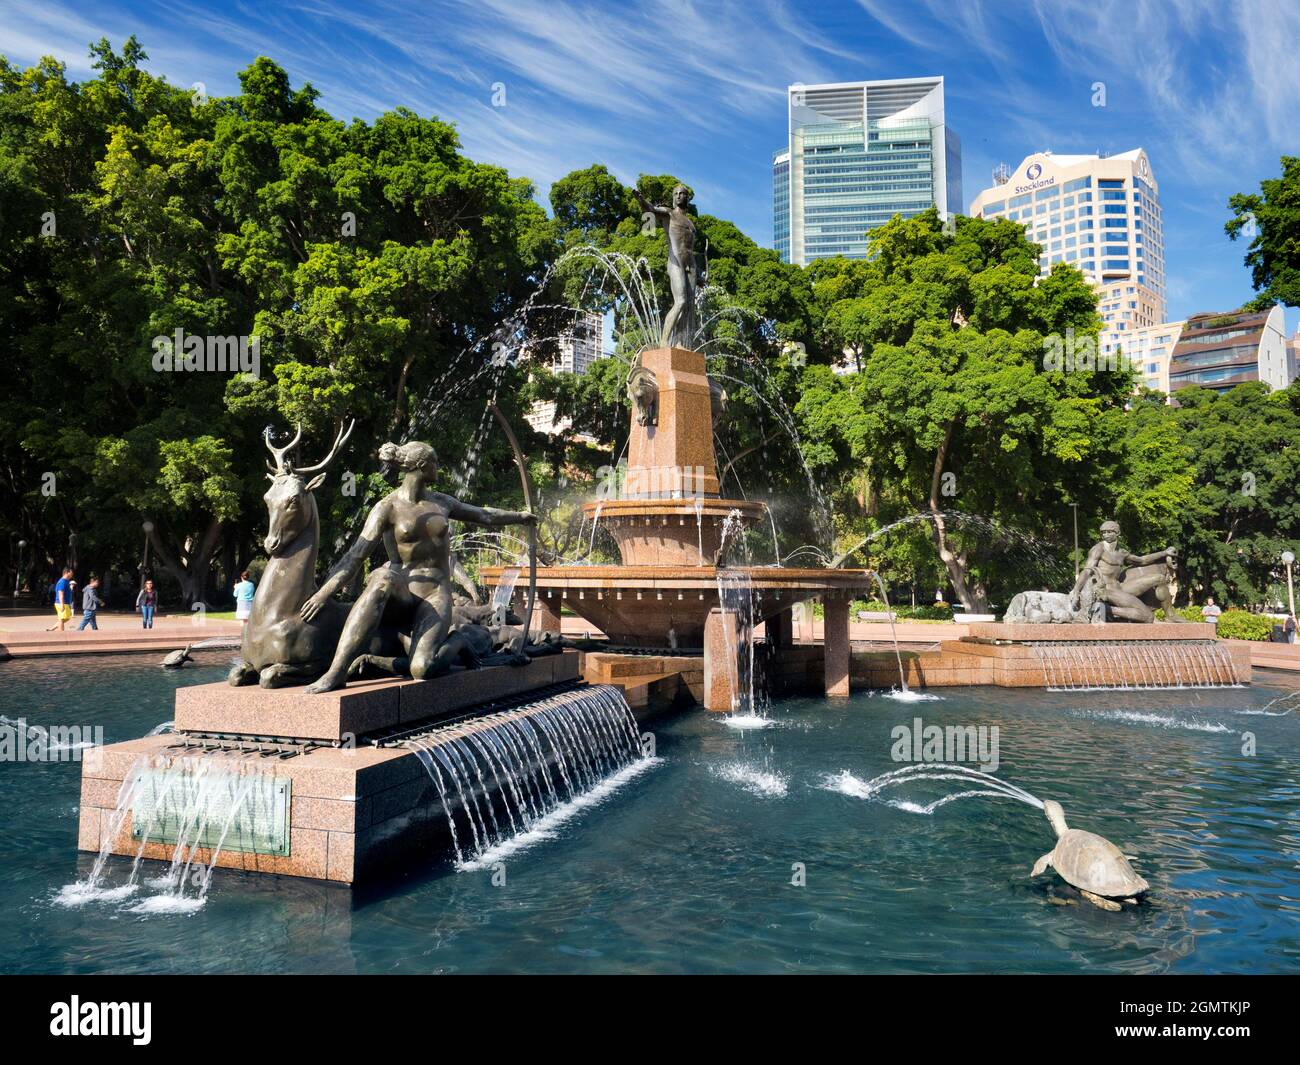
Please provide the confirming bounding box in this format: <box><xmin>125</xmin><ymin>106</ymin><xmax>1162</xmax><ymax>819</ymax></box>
<box><xmin>136</xmin><ymin>579</ymin><xmax>158</xmax><ymax>629</ymax></box>
<box><xmin>46</xmin><ymin>567</ymin><xmax>74</xmax><ymax>631</ymax></box>
<box><xmin>78</xmin><ymin>576</ymin><xmax>103</xmax><ymax>631</ymax></box>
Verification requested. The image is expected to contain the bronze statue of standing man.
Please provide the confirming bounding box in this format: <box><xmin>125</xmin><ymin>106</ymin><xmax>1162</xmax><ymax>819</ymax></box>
<box><xmin>635</xmin><ymin>183</ymin><xmax>698</xmax><ymax>349</ymax></box>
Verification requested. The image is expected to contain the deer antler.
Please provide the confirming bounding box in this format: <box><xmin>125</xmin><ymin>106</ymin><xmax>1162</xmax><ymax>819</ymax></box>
<box><xmin>265</xmin><ymin>423</ymin><xmax>303</xmax><ymax>474</ymax></box>
<box><xmin>296</xmin><ymin>418</ymin><xmax>356</xmax><ymax>475</ymax></box>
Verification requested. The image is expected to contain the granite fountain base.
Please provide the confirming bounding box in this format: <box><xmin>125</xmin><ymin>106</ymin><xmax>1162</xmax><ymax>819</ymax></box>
<box><xmin>75</xmin><ymin>651</ymin><xmax>673</xmax><ymax>885</ymax></box>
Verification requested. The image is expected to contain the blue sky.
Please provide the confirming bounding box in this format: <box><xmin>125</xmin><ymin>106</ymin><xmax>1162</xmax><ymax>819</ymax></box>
<box><xmin>3</xmin><ymin>0</ymin><xmax>1297</xmax><ymax>328</ymax></box>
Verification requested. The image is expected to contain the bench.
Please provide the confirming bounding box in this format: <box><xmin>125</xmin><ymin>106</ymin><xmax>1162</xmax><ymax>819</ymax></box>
<box><xmin>953</xmin><ymin>613</ymin><xmax>996</xmax><ymax>623</ymax></box>
<box><xmin>856</xmin><ymin>611</ymin><xmax>897</xmax><ymax>622</ymax></box>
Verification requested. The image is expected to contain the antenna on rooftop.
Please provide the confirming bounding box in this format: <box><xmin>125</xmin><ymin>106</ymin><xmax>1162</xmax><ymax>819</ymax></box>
<box><xmin>992</xmin><ymin>162</ymin><xmax>1011</xmax><ymax>186</ymax></box>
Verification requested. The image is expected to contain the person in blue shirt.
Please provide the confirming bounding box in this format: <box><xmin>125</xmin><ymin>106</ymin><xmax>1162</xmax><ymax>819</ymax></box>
<box><xmin>78</xmin><ymin>576</ymin><xmax>103</xmax><ymax>630</ymax></box>
<box><xmin>234</xmin><ymin>570</ymin><xmax>256</xmax><ymax>625</ymax></box>
<box><xmin>46</xmin><ymin>567</ymin><xmax>74</xmax><ymax>631</ymax></box>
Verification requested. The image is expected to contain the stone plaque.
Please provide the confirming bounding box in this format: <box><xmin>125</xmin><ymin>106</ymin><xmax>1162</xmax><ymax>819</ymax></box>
<box><xmin>130</xmin><ymin>766</ymin><xmax>291</xmax><ymax>857</ymax></box>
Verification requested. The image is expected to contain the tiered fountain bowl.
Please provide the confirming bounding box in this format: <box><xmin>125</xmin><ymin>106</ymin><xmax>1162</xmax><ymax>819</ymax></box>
<box><xmin>483</xmin><ymin>346</ymin><xmax>875</xmax><ymax>649</ymax></box>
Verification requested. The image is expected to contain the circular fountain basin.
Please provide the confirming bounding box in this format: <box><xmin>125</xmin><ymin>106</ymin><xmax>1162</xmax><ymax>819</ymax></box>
<box><xmin>580</xmin><ymin>498</ymin><xmax>768</xmax><ymax>567</ymax></box>
<box><xmin>482</xmin><ymin>564</ymin><xmax>875</xmax><ymax>647</ymax></box>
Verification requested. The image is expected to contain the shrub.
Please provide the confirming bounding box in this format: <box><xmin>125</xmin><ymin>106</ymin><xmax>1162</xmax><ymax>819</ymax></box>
<box><xmin>850</xmin><ymin>599</ymin><xmax>953</xmax><ymax>621</ymax></box>
<box><xmin>1155</xmin><ymin>605</ymin><xmax>1204</xmax><ymax>622</ymax></box>
<box><xmin>1215</xmin><ymin>610</ymin><xmax>1274</xmax><ymax>641</ymax></box>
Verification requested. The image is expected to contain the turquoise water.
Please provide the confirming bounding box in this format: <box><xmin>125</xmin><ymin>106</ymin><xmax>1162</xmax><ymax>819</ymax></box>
<box><xmin>1</xmin><ymin>653</ymin><xmax>1297</xmax><ymax>974</ymax></box>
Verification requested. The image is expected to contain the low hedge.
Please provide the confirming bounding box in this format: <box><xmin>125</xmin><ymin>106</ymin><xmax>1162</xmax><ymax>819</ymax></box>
<box><xmin>852</xmin><ymin>599</ymin><xmax>954</xmax><ymax>621</ymax></box>
<box><xmin>1215</xmin><ymin>611</ymin><xmax>1275</xmax><ymax>642</ymax></box>
<box><xmin>1155</xmin><ymin>606</ymin><xmax>1204</xmax><ymax>623</ymax></box>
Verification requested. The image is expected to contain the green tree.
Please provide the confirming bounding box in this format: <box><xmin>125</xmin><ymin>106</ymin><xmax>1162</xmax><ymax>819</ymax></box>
<box><xmin>795</xmin><ymin>210</ymin><xmax>1121</xmax><ymax>610</ymax></box>
<box><xmin>0</xmin><ymin>41</ymin><xmax>550</xmax><ymax>604</ymax></box>
<box><xmin>1226</xmin><ymin>155</ymin><xmax>1300</xmax><ymax>308</ymax></box>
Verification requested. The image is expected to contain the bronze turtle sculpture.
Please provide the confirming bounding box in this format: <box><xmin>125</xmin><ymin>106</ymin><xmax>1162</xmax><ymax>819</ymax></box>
<box><xmin>161</xmin><ymin>644</ymin><xmax>194</xmax><ymax>669</ymax></box>
<box><xmin>1031</xmin><ymin>800</ymin><xmax>1149</xmax><ymax>911</ymax></box>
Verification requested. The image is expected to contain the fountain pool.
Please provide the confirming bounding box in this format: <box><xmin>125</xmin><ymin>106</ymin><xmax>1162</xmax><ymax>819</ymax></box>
<box><xmin>1</xmin><ymin>653</ymin><xmax>1297</xmax><ymax>974</ymax></box>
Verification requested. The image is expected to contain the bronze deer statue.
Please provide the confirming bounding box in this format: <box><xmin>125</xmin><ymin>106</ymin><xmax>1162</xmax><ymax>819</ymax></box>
<box><xmin>228</xmin><ymin>422</ymin><xmax>361</xmax><ymax>687</ymax></box>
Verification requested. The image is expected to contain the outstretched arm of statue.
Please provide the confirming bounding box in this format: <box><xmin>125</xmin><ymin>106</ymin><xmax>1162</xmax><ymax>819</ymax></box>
<box><xmin>443</xmin><ymin>495</ymin><xmax>536</xmax><ymax>527</ymax></box>
<box><xmin>301</xmin><ymin>500</ymin><xmax>389</xmax><ymax>621</ymax></box>
<box><xmin>633</xmin><ymin>187</ymin><xmax>668</xmax><ymax>220</ymax></box>
<box><xmin>1127</xmin><ymin>548</ymin><xmax>1174</xmax><ymax>566</ymax></box>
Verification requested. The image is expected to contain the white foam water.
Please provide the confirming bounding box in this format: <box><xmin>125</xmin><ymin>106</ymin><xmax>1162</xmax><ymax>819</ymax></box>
<box><xmin>878</xmin><ymin>688</ymin><xmax>943</xmax><ymax>703</ymax></box>
<box><xmin>714</xmin><ymin>762</ymin><xmax>788</xmax><ymax>797</ymax></box>
<box><xmin>722</xmin><ymin>713</ymin><xmax>775</xmax><ymax>730</ymax></box>
<box><xmin>52</xmin><ymin>882</ymin><xmax>139</xmax><ymax>908</ymax></box>
<box><xmin>1069</xmin><ymin>709</ymin><xmax>1233</xmax><ymax>733</ymax></box>
<box><xmin>126</xmin><ymin>895</ymin><xmax>206</xmax><ymax>915</ymax></box>
<box><xmin>456</xmin><ymin>756</ymin><xmax>662</xmax><ymax>870</ymax></box>
<box><xmin>823</xmin><ymin>769</ymin><xmax>873</xmax><ymax>799</ymax></box>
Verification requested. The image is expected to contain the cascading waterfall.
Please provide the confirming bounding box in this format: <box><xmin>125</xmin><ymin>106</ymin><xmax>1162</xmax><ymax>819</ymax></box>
<box><xmin>1026</xmin><ymin>639</ymin><xmax>1240</xmax><ymax>690</ymax></box>
<box><xmin>714</xmin><ymin>508</ymin><xmax>768</xmax><ymax>719</ymax></box>
<box><xmin>867</xmin><ymin>570</ymin><xmax>910</xmax><ymax>694</ymax></box>
<box><xmin>62</xmin><ymin>752</ymin><xmax>278</xmax><ymax>909</ymax></box>
<box><xmin>716</xmin><ymin>567</ymin><xmax>759</xmax><ymax>717</ymax></box>
<box><xmin>490</xmin><ymin>566</ymin><xmax>521</xmax><ymax>624</ymax></box>
<box><xmin>404</xmin><ymin>685</ymin><xmax>654</xmax><ymax>868</ymax></box>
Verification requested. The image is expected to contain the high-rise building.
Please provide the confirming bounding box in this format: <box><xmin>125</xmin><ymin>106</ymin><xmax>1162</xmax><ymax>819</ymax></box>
<box><xmin>526</xmin><ymin>311</ymin><xmax>605</xmax><ymax>437</ymax></box>
<box><xmin>968</xmin><ymin>150</ymin><xmax>1166</xmax><ymax>362</ymax></box>
<box><xmin>1167</xmin><ymin>306</ymin><xmax>1291</xmax><ymax>394</ymax></box>
<box><xmin>773</xmin><ymin>77</ymin><xmax>961</xmax><ymax>266</ymax></box>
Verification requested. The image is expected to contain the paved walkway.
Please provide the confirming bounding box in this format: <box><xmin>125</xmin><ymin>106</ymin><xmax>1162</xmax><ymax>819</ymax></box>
<box><xmin>8</xmin><ymin>603</ymin><xmax>1296</xmax><ymax>675</ymax></box>
<box><xmin>0</xmin><ymin>607</ymin><xmax>242</xmax><ymax>659</ymax></box>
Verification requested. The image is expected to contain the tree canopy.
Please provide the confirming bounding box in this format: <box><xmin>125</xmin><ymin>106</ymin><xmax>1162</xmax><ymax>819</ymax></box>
<box><xmin>2</xmin><ymin>40</ymin><xmax>1298</xmax><ymax>617</ymax></box>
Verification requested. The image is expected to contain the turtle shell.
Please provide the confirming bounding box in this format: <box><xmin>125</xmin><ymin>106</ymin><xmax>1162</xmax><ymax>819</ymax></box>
<box><xmin>1052</xmin><ymin>828</ymin><xmax>1149</xmax><ymax>897</ymax></box>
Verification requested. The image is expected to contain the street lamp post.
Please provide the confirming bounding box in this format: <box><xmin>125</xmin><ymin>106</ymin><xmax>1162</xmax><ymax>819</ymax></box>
<box><xmin>13</xmin><ymin>539</ymin><xmax>25</xmax><ymax>600</ymax></box>
<box><xmin>1282</xmin><ymin>550</ymin><xmax>1296</xmax><ymax>622</ymax></box>
<box><xmin>1070</xmin><ymin>504</ymin><xmax>1079</xmax><ymax>579</ymax></box>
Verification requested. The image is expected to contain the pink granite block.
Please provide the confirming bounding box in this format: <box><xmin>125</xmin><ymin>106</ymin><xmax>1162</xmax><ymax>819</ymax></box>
<box><xmin>967</xmin><ymin>621</ymin><xmax>1215</xmax><ymax>642</ymax></box>
<box><xmin>326</xmin><ymin>831</ymin><xmax>356</xmax><ymax>882</ymax></box>
<box><xmin>291</xmin><ymin>795</ymin><xmax>360</xmax><ymax>833</ymax></box>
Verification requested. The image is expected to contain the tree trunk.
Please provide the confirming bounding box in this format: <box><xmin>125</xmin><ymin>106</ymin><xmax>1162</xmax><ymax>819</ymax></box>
<box><xmin>390</xmin><ymin>349</ymin><xmax>419</xmax><ymax>435</ymax></box>
<box><xmin>146</xmin><ymin>517</ymin><xmax>227</xmax><ymax>607</ymax></box>
<box><xmin>925</xmin><ymin>423</ymin><xmax>987</xmax><ymax>612</ymax></box>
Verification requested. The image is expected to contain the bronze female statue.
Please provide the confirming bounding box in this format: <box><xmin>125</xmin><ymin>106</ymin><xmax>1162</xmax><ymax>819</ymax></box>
<box><xmin>301</xmin><ymin>440</ymin><xmax>536</xmax><ymax>693</ymax></box>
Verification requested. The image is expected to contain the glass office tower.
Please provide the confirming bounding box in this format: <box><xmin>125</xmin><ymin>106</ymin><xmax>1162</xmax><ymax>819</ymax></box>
<box><xmin>772</xmin><ymin>77</ymin><xmax>960</xmax><ymax>265</ymax></box>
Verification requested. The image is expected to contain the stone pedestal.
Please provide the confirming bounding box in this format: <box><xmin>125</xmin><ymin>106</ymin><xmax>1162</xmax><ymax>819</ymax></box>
<box><xmin>703</xmin><ymin>606</ymin><xmax>741</xmax><ymax>711</ymax></box>
<box><xmin>79</xmin><ymin>653</ymin><xmax>588</xmax><ymax>884</ymax></box>
<box><xmin>531</xmin><ymin>594</ymin><xmax>562</xmax><ymax>637</ymax></box>
<box><xmin>823</xmin><ymin>596</ymin><xmax>850</xmax><ymax>698</ymax></box>
<box><xmin>625</xmin><ymin>346</ymin><xmax>720</xmax><ymax>499</ymax></box>
<box><xmin>174</xmin><ymin>652</ymin><xmax>579</xmax><ymax>743</ymax></box>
